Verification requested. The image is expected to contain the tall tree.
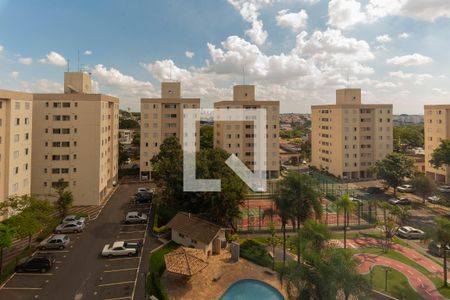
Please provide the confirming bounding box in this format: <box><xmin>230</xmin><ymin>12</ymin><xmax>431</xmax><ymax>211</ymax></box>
<box><xmin>53</xmin><ymin>179</ymin><xmax>74</xmax><ymax>218</ymax></box>
<box><xmin>378</xmin><ymin>202</ymin><xmax>410</xmax><ymax>252</ymax></box>
<box><xmin>0</xmin><ymin>224</ymin><xmax>14</xmax><ymax>275</ymax></box>
<box><xmin>435</xmin><ymin>217</ymin><xmax>450</xmax><ymax>287</ymax></box>
<box><xmin>373</xmin><ymin>152</ymin><xmax>415</xmax><ymax>196</ymax></box>
<box><xmin>266</xmin><ymin>222</ymin><xmax>281</xmax><ymax>270</ymax></box>
<box><xmin>200</xmin><ymin>125</ymin><xmax>214</xmax><ymax>150</ymax></box>
<box><xmin>335</xmin><ymin>195</ymin><xmax>357</xmax><ymax>249</ymax></box>
<box><xmin>119</xmin><ymin>118</ymin><xmax>139</xmax><ymax>129</ymax></box>
<box><xmin>300</xmin><ymin>219</ymin><xmax>331</xmax><ymax>252</ymax></box>
<box><xmin>411</xmin><ymin>173</ymin><xmax>436</xmax><ymax>203</ymax></box>
<box><xmin>430</xmin><ymin>139</ymin><xmax>450</xmax><ymax>169</ymax></box>
<box><xmin>273</xmin><ymin>183</ymin><xmax>295</xmax><ymax>265</ymax></box>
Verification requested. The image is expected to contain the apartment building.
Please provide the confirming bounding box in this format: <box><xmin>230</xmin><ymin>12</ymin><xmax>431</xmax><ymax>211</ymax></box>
<box><xmin>31</xmin><ymin>72</ymin><xmax>119</xmax><ymax>206</ymax></box>
<box><xmin>0</xmin><ymin>90</ymin><xmax>33</xmax><ymax>204</ymax></box>
<box><xmin>311</xmin><ymin>89</ymin><xmax>393</xmax><ymax>179</ymax></box>
<box><xmin>424</xmin><ymin>105</ymin><xmax>450</xmax><ymax>184</ymax></box>
<box><xmin>214</xmin><ymin>85</ymin><xmax>280</xmax><ymax>179</ymax></box>
<box><xmin>140</xmin><ymin>82</ymin><xmax>200</xmax><ymax>180</ymax></box>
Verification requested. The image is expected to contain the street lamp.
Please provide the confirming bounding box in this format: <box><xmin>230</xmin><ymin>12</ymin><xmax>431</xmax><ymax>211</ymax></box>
<box><xmin>384</xmin><ymin>266</ymin><xmax>390</xmax><ymax>292</ymax></box>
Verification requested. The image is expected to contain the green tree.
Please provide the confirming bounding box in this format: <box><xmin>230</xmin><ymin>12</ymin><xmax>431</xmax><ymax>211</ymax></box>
<box><xmin>132</xmin><ymin>132</ymin><xmax>140</xmax><ymax>147</ymax></box>
<box><xmin>373</xmin><ymin>152</ymin><xmax>415</xmax><ymax>196</ymax></box>
<box><xmin>393</xmin><ymin>124</ymin><xmax>424</xmax><ymax>150</ymax></box>
<box><xmin>300</xmin><ymin>219</ymin><xmax>331</xmax><ymax>252</ymax></box>
<box><xmin>266</xmin><ymin>222</ymin><xmax>281</xmax><ymax>270</ymax></box>
<box><xmin>435</xmin><ymin>217</ymin><xmax>450</xmax><ymax>287</ymax></box>
<box><xmin>118</xmin><ymin>142</ymin><xmax>129</xmax><ymax>169</ymax></box>
<box><xmin>119</xmin><ymin>118</ymin><xmax>139</xmax><ymax>129</ymax></box>
<box><xmin>430</xmin><ymin>139</ymin><xmax>450</xmax><ymax>169</ymax></box>
<box><xmin>378</xmin><ymin>202</ymin><xmax>410</xmax><ymax>252</ymax></box>
<box><xmin>411</xmin><ymin>173</ymin><xmax>436</xmax><ymax>203</ymax></box>
<box><xmin>273</xmin><ymin>182</ymin><xmax>295</xmax><ymax>265</ymax></box>
<box><xmin>200</xmin><ymin>125</ymin><xmax>213</xmax><ymax>149</ymax></box>
<box><xmin>53</xmin><ymin>179</ymin><xmax>74</xmax><ymax>218</ymax></box>
<box><xmin>0</xmin><ymin>224</ymin><xmax>14</xmax><ymax>275</ymax></box>
<box><xmin>335</xmin><ymin>195</ymin><xmax>357</xmax><ymax>249</ymax></box>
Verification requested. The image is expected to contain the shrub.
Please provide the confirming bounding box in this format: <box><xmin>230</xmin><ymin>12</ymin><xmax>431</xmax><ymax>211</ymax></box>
<box><xmin>240</xmin><ymin>239</ymin><xmax>272</xmax><ymax>268</ymax></box>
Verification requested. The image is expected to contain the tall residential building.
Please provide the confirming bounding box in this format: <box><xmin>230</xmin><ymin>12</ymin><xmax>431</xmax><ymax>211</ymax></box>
<box><xmin>31</xmin><ymin>72</ymin><xmax>119</xmax><ymax>206</ymax></box>
<box><xmin>214</xmin><ymin>85</ymin><xmax>280</xmax><ymax>179</ymax></box>
<box><xmin>424</xmin><ymin>105</ymin><xmax>450</xmax><ymax>184</ymax></box>
<box><xmin>0</xmin><ymin>90</ymin><xmax>33</xmax><ymax>204</ymax></box>
<box><xmin>311</xmin><ymin>89</ymin><xmax>393</xmax><ymax>179</ymax></box>
<box><xmin>140</xmin><ymin>82</ymin><xmax>200</xmax><ymax>180</ymax></box>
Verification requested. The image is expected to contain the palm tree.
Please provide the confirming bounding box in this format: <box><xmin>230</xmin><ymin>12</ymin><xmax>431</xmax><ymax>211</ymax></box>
<box><xmin>335</xmin><ymin>195</ymin><xmax>357</xmax><ymax>249</ymax></box>
<box><xmin>435</xmin><ymin>217</ymin><xmax>450</xmax><ymax>287</ymax></box>
<box><xmin>301</xmin><ymin>219</ymin><xmax>331</xmax><ymax>252</ymax></box>
<box><xmin>273</xmin><ymin>187</ymin><xmax>295</xmax><ymax>265</ymax></box>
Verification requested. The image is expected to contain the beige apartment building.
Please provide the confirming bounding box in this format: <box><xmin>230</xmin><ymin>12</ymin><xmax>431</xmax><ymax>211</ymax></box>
<box><xmin>424</xmin><ymin>105</ymin><xmax>450</xmax><ymax>184</ymax></box>
<box><xmin>311</xmin><ymin>89</ymin><xmax>393</xmax><ymax>179</ymax></box>
<box><xmin>140</xmin><ymin>82</ymin><xmax>200</xmax><ymax>180</ymax></box>
<box><xmin>214</xmin><ymin>85</ymin><xmax>280</xmax><ymax>179</ymax></box>
<box><xmin>0</xmin><ymin>90</ymin><xmax>33</xmax><ymax>204</ymax></box>
<box><xmin>31</xmin><ymin>72</ymin><xmax>119</xmax><ymax>206</ymax></box>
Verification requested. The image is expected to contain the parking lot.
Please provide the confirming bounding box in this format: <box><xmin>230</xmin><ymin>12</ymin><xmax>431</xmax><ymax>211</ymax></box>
<box><xmin>0</xmin><ymin>183</ymin><xmax>154</xmax><ymax>300</ymax></box>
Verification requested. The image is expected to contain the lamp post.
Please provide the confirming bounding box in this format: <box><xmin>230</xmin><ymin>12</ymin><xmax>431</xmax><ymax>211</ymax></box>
<box><xmin>384</xmin><ymin>266</ymin><xmax>390</xmax><ymax>292</ymax></box>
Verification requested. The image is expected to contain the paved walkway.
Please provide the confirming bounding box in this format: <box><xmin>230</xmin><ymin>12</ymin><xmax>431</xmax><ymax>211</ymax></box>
<box><xmin>333</xmin><ymin>237</ymin><xmax>449</xmax><ymax>282</ymax></box>
<box><xmin>355</xmin><ymin>253</ymin><xmax>447</xmax><ymax>300</ymax></box>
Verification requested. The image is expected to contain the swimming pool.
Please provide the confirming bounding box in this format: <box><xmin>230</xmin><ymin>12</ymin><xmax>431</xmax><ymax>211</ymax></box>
<box><xmin>219</xmin><ymin>279</ymin><xmax>284</xmax><ymax>300</ymax></box>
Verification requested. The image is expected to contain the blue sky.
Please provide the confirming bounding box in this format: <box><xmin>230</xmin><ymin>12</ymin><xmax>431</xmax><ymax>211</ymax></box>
<box><xmin>1</xmin><ymin>0</ymin><xmax>450</xmax><ymax>113</ymax></box>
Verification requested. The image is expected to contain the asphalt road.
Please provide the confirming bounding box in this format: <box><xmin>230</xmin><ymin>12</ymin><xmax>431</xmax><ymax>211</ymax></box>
<box><xmin>0</xmin><ymin>182</ymin><xmax>157</xmax><ymax>300</ymax></box>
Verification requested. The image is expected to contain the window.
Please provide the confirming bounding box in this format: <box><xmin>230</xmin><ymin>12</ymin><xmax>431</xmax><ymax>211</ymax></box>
<box><xmin>53</xmin><ymin>128</ymin><xmax>61</xmax><ymax>134</ymax></box>
<box><xmin>15</xmin><ymin>118</ymin><xmax>20</xmax><ymax>125</ymax></box>
<box><xmin>25</xmin><ymin>133</ymin><xmax>29</xmax><ymax>140</ymax></box>
<box><xmin>15</xmin><ymin>102</ymin><xmax>20</xmax><ymax>110</ymax></box>
<box><xmin>62</xmin><ymin>102</ymin><xmax>70</xmax><ymax>108</ymax></box>
<box><xmin>14</xmin><ymin>134</ymin><xmax>19</xmax><ymax>142</ymax></box>
<box><xmin>53</xmin><ymin>102</ymin><xmax>61</xmax><ymax>108</ymax></box>
<box><xmin>52</xmin><ymin>168</ymin><xmax>60</xmax><ymax>174</ymax></box>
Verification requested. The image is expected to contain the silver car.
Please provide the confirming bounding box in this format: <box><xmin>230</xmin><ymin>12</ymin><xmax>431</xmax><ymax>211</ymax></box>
<box><xmin>396</xmin><ymin>226</ymin><xmax>425</xmax><ymax>239</ymax></box>
<box><xmin>62</xmin><ymin>215</ymin><xmax>86</xmax><ymax>224</ymax></box>
<box><xmin>40</xmin><ymin>234</ymin><xmax>70</xmax><ymax>250</ymax></box>
<box><xmin>55</xmin><ymin>221</ymin><xmax>85</xmax><ymax>234</ymax></box>
<box><xmin>125</xmin><ymin>212</ymin><xmax>147</xmax><ymax>224</ymax></box>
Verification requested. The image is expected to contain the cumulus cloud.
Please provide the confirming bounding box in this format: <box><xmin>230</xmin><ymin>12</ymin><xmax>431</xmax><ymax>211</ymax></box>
<box><xmin>185</xmin><ymin>51</ymin><xmax>195</xmax><ymax>58</ymax></box>
<box><xmin>84</xmin><ymin>50</ymin><xmax>93</xmax><ymax>55</ymax></box>
<box><xmin>388</xmin><ymin>70</ymin><xmax>432</xmax><ymax>84</ymax></box>
<box><xmin>401</xmin><ymin>0</ymin><xmax>450</xmax><ymax>21</ymax></box>
<box><xmin>0</xmin><ymin>45</ymin><xmax>4</xmax><ymax>54</ymax></box>
<box><xmin>10</xmin><ymin>71</ymin><xmax>19</xmax><ymax>80</ymax></box>
<box><xmin>398</xmin><ymin>32</ymin><xmax>410</xmax><ymax>39</ymax></box>
<box><xmin>18</xmin><ymin>57</ymin><xmax>33</xmax><ymax>65</ymax></box>
<box><xmin>328</xmin><ymin>0</ymin><xmax>367</xmax><ymax>30</ymax></box>
<box><xmin>276</xmin><ymin>9</ymin><xmax>308</xmax><ymax>32</ymax></box>
<box><xmin>227</xmin><ymin>0</ymin><xmax>274</xmax><ymax>45</ymax></box>
<box><xmin>386</xmin><ymin>53</ymin><xmax>432</xmax><ymax>66</ymax></box>
<box><xmin>38</xmin><ymin>51</ymin><xmax>67</xmax><ymax>66</ymax></box>
<box><xmin>33</xmin><ymin>79</ymin><xmax>64</xmax><ymax>93</ymax></box>
<box><xmin>432</xmin><ymin>88</ymin><xmax>448</xmax><ymax>95</ymax></box>
<box><xmin>376</xmin><ymin>34</ymin><xmax>392</xmax><ymax>43</ymax></box>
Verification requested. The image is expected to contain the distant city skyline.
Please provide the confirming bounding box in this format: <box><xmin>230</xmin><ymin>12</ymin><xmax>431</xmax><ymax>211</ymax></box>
<box><xmin>1</xmin><ymin>0</ymin><xmax>450</xmax><ymax>113</ymax></box>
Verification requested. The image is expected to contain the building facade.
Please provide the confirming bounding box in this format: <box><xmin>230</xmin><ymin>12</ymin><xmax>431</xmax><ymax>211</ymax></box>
<box><xmin>0</xmin><ymin>90</ymin><xmax>33</xmax><ymax>204</ymax></box>
<box><xmin>214</xmin><ymin>85</ymin><xmax>280</xmax><ymax>179</ymax></box>
<box><xmin>140</xmin><ymin>82</ymin><xmax>200</xmax><ymax>180</ymax></box>
<box><xmin>119</xmin><ymin>129</ymin><xmax>134</xmax><ymax>145</ymax></box>
<box><xmin>424</xmin><ymin>105</ymin><xmax>450</xmax><ymax>184</ymax></box>
<box><xmin>311</xmin><ymin>89</ymin><xmax>393</xmax><ymax>179</ymax></box>
<box><xmin>31</xmin><ymin>72</ymin><xmax>119</xmax><ymax>206</ymax></box>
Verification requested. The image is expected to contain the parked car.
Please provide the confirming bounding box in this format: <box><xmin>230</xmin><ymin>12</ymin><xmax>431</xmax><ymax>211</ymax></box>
<box><xmin>350</xmin><ymin>197</ymin><xmax>363</xmax><ymax>206</ymax></box>
<box><xmin>134</xmin><ymin>191</ymin><xmax>153</xmax><ymax>203</ymax></box>
<box><xmin>102</xmin><ymin>241</ymin><xmax>139</xmax><ymax>257</ymax></box>
<box><xmin>397</xmin><ymin>184</ymin><xmax>415</xmax><ymax>193</ymax></box>
<box><xmin>137</xmin><ymin>187</ymin><xmax>149</xmax><ymax>193</ymax></box>
<box><xmin>62</xmin><ymin>215</ymin><xmax>86</xmax><ymax>224</ymax></box>
<box><xmin>427</xmin><ymin>195</ymin><xmax>441</xmax><ymax>204</ymax></box>
<box><xmin>55</xmin><ymin>221</ymin><xmax>85</xmax><ymax>234</ymax></box>
<box><xmin>396</xmin><ymin>226</ymin><xmax>425</xmax><ymax>239</ymax></box>
<box><xmin>40</xmin><ymin>234</ymin><xmax>70</xmax><ymax>250</ymax></box>
<box><xmin>16</xmin><ymin>254</ymin><xmax>56</xmax><ymax>273</ymax></box>
<box><xmin>124</xmin><ymin>211</ymin><xmax>147</xmax><ymax>224</ymax></box>
<box><xmin>438</xmin><ymin>185</ymin><xmax>450</xmax><ymax>193</ymax></box>
<box><xmin>429</xmin><ymin>241</ymin><xmax>450</xmax><ymax>257</ymax></box>
<box><xmin>367</xmin><ymin>186</ymin><xmax>383</xmax><ymax>194</ymax></box>
<box><xmin>388</xmin><ymin>197</ymin><xmax>411</xmax><ymax>205</ymax></box>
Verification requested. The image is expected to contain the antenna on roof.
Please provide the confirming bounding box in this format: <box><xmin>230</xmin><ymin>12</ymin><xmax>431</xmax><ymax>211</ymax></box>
<box><xmin>169</xmin><ymin>62</ymin><xmax>173</xmax><ymax>81</ymax></box>
<box><xmin>77</xmin><ymin>49</ymin><xmax>80</xmax><ymax>72</ymax></box>
<box><xmin>242</xmin><ymin>64</ymin><xmax>246</xmax><ymax>85</ymax></box>
<box><xmin>67</xmin><ymin>59</ymin><xmax>70</xmax><ymax>72</ymax></box>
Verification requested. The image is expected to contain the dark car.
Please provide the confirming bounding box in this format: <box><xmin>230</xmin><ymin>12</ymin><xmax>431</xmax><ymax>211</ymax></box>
<box><xmin>429</xmin><ymin>241</ymin><xmax>450</xmax><ymax>257</ymax></box>
<box><xmin>16</xmin><ymin>254</ymin><xmax>56</xmax><ymax>273</ymax></box>
<box><xmin>124</xmin><ymin>240</ymin><xmax>143</xmax><ymax>252</ymax></box>
<box><xmin>367</xmin><ymin>186</ymin><xmax>383</xmax><ymax>194</ymax></box>
<box><xmin>134</xmin><ymin>191</ymin><xmax>153</xmax><ymax>203</ymax></box>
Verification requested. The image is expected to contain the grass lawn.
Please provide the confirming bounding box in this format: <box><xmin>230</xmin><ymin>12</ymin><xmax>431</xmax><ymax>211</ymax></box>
<box><xmin>366</xmin><ymin>266</ymin><xmax>422</xmax><ymax>300</ymax></box>
<box><xmin>146</xmin><ymin>241</ymin><xmax>179</xmax><ymax>300</ymax></box>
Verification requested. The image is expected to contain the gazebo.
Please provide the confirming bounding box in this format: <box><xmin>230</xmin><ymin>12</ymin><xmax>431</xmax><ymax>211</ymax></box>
<box><xmin>164</xmin><ymin>247</ymin><xmax>209</xmax><ymax>277</ymax></box>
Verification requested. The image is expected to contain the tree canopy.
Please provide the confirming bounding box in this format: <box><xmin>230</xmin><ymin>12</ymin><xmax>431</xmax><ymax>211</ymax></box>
<box><xmin>373</xmin><ymin>152</ymin><xmax>415</xmax><ymax>195</ymax></box>
<box><xmin>119</xmin><ymin>118</ymin><xmax>139</xmax><ymax>129</ymax></box>
<box><xmin>393</xmin><ymin>124</ymin><xmax>424</xmax><ymax>151</ymax></box>
<box><xmin>430</xmin><ymin>139</ymin><xmax>450</xmax><ymax>169</ymax></box>
<box><xmin>200</xmin><ymin>125</ymin><xmax>213</xmax><ymax>150</ymax></box>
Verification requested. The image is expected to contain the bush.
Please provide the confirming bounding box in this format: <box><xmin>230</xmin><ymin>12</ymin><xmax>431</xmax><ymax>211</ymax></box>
<box><xmin>240</xmin><ymin>239</ymin><xmax>272</xmax><ymax>268</ymax></box>
<box><xmin>146</xmin><ymin>242</ymin><xmax>179</xmax><ymax>299</ymax></box>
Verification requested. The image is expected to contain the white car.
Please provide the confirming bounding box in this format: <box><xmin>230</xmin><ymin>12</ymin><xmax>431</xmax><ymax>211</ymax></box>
<box><xmin>397</xmin><ymin>184</ymin><xmax>415</xmax><ymax>193</ymax></box>
<box><xmin>62</xmin><ymin>215</ymin><xmax>86</xmax><ymax>224</ymax></box>
<box><xmin>396</xmin><ymin>226</ymin><xmax>425</xmax><ymax>239</ymax></box>
<box><xmin>124</xmin><ymin>211</ymin><xmax>147</xmax><ymax>224</ymax></box>
<box><xmin>428</xmin><ymin>196</ymin><xmax>441</xmax><ymax>204</ymax></box>
<box><xmin>55</xmin><ymin>221</ymin><xmax>85</xmax><ymax>233</ymax></box>
<box><xmin>438</xmin><ymin>185</ymin><xmax>450</xmax><ymax>193</ymax></box>
<box><xmin>102</xmin><ymin>241</ymin><xmax>139</xmax><ymax>257</ymax></box>
<box><xmin>350</xmin><ymin>197</ymin><xmax>363</xmax><ymax>206</ymax></box>
<box><xmin>137</xmin><ymin>187</ymin><xmax>150</xmax><ymax>193</ymax></box>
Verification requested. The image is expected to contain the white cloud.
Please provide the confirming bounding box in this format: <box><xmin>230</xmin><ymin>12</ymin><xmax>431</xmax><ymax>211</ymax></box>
<box><xmin>84</xmin><ymin>50</ymin><xmax>93</xmax><ymax>55</ymax></box>
<box><xmin>388</xmin><ymin>70</ymin><xmax>432</xmax><ymax>84</ymax></box>
<box><xmin>38</xmin><ymin>51</ymin><xmax>67</xmax><ymax>66</ymax></box>
<box><xmin>276</xmin><ymin>9</ymin><xmax>308</xmax><ymax>32</ymax></box>
<box><xmin>185</xmin><ymin>51</ymin><xmax>195</xmax><ymax>58</ymax></box>
<box><xmin>18</xmin><ymin>57</ymin><xmax>33</xmax><ymax>65</ymax></box>
<box><xmin>9</xmin><ymin>71</ymin><xmax>19</xmax><ymax>80</ymax></box>
<box><xmin>0</xmin><ymin>45</ymin><xmax>4</xmax><ymax>54</ymax></box>
<box><xmin>227</xmin><ymin>0</ymin><xmax>274</xmax><ymax>45</ymax></box>
<box><xmin>376</xmin><ymin>34</ymin><xmax>392</xmax><ymax>43</ymax></box>
<box><xmin>432</xmin><ymin>88</ymin><xmax>448</xmax><ymax>95</ymax></box>
<box><xmin>33</xmin><ymin>79</ymin><xmax>63</xmax><ymax>93</ymax></box>
<box><xmin>386</xmin><ymin>53</ymin><xmax>432</xmax><ymax>66</ymax></box>
<box><xmin>401</xmin><ymin>0</ymin><xmax>450</xmax><ymax>21</ymax></box>
<box><xmin>327</xmin><ymin>0</ymin><xmax>367</xmax><ymax>30</ymax></box>
<box><xmin>398</xmin><ymin>32</ymin><xmax>410</xmax><ymax>39</ymax></box>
